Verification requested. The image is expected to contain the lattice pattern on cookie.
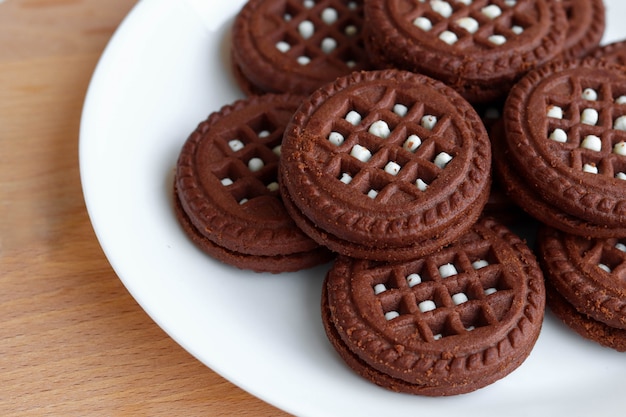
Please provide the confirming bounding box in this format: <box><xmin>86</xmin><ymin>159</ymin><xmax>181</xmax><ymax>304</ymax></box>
<box><xmin>544</xmin><ymin>76</ymin><xmax>626</xmax><ymax>179</ymax></box>
<box><xmin>370</xmin><ymin>236</ymin><xmax>516</xmax><ymax>343</ymax></box>
<box><xmin>210</xmin><ymin>112</ymin><xmax>285</xmax><ymax>205</ymax></box>
<box><xmin>576</xmin><ymin>237</ymin><xmax>626</xmax><ymax>280</ymax></box>
<box><xmin>321</xmin><ymin>85</ymin><xmax>461</xmax><ymax>204</ymax></box>
<box><xmin>403</xmin><ymin>0</ymin><xmax>531</xmax><ymax>48</ymax></box>
<box><xmin>263</xmin><ymin>0</ymin><xmax>367</xmax><ymax>71</ymax></box>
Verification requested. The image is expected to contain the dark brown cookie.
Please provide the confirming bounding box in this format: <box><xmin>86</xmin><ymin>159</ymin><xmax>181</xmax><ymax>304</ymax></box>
<box><xmin>501</xmin><ymin>58</ymin><xmax>626</xmax><ymax>236</ymax></box>
<box><xmin>231</xmin><ymin>0</ymin><xmax>371</xmax><ymax>96</ymax></box>
<box><xmin>363</xmin><ymin>0</ymin><xmax>568</xmax><ymax>103</ymax></box>
<box><xmin>279</xmin><ymin>69</ymin><xmax>492</xmax><ymax>262</ymax></box>
<box><xmin>537</xmin><ymin>225</ymin><xmax>626</xmax><ymax>330</ymax></box>
<box><xmin>322</xmin><ymin>217</ymin><xmax>546</xmax><ymax>395</ymax></box>
<box><xmin>560</xmin><ymin>0</ymin><xmax>606</xmax><ymax>60</ymax></box>
<box><xmin>545</xmin><ymin>279</ymin><xmax>626</xmax><ymax>352</ymax></box>
<box><xmin>174</xmin><ymin>94</ymin><xmax>333</xmax><ymax>273</ymax></box>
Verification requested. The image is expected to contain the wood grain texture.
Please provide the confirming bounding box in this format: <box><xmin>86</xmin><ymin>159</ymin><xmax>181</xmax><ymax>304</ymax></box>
<box><xmin>0</xmin><ymin>1</ymin><xmax>289</xmax><ymax>415</ymax></box>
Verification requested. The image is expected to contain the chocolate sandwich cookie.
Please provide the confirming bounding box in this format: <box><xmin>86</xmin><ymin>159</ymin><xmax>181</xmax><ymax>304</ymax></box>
<box><xmin>492</xmin><ymin>122</ymin><xmax>626</xmax><ymax>238</ymax></box>
<box><xmin>279</xmin><ymin>69</ymin><xmax>492</xmax><ymax>262</ymax></box>
<box><xmin>174</xmin><ymin>94</ymin><xmax>333</xmax><ymax>273</ymax></box>
<box><xmin>500</xmin><ymin>58</ymin><xmax>626</xmax><ymax>237</ymax></box>
<box><xmin>559</xmin><ymin>0</ymin><xmax>605</xmax><ymax>60</ymax></box>
<box><xmin>231</xmin><ymin>0</ymin><xmax>371</xmax><ymax>96</ymax></box>
<box><xmin>537</xmin><ymin>225</ymin><xmax>626</xmax><ymax>351</ymax></box>
<box><xmin>322</xmin><ymin>216</ymin><xmax>546</xmax><ymax>395</ymax></box>
<box><xmin>545</xmin><ymin>281</ymin><xmax>626</xmax><ymax>352</ymax></box>
<box><xmin>363</xmin><ymin>0</ymin><xmax>568</xmax><ymax>103</ymax></box>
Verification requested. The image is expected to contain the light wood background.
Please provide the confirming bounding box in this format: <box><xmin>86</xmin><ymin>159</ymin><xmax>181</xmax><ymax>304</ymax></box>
<box><xmin>0</xmin><ymin>1</ymin><xmax>289</xmax><ymax>415</ymax></box>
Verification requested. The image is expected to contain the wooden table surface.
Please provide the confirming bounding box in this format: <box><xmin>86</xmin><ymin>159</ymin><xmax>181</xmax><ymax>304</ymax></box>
<box><xmin>0</xmin><ymin>1</ymin><xmax>289</xmax><ymax>415</ymax></box>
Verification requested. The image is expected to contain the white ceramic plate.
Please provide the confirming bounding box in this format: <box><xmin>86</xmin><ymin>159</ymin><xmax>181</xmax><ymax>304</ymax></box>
<box><xmin>80</xmin><ymin>1</ymin><xmax>626</xmax><ymax>415</ymax></box>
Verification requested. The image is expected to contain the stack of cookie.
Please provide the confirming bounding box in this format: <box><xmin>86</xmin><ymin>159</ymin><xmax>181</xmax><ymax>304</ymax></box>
<box><xmin>494</xmin><ymin>51</ymin><xmax>626</xmax><ymax>353</ymax></box>
<box><xmin>172</xmin><ymin>0</ymin><xmax>626</xmax><ymax>397</ymax></box>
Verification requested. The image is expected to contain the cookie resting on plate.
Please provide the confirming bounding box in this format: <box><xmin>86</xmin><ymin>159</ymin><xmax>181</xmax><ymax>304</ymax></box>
<box><xmin>498</xmin><ymin>58</ymin><xmax>626</xmax><ymax>237</ymax></box>
<box><xmin>231</xmin><ymin>0</ymin><xmax>372</xmax><ymax>96</ymax></box>
<box><xmin>322</xmin><ymin>216</ymin><xmax>546</xmax><ymax>395</ymax></box>
<box><xmin>362</xmin><ymin>0</ymin><xmax>568</xmax><ymax>103</ymax></box>
<box><xmin>174</xmin><ymin>94</ymin><xmax>333</xmax><ymax>273</ymax></box>
<box><xmin>279</xmin><ymin>69</ymin><xmax>492</xmax><ymax>262</ymax></box>
<box><xmin>537</xmin><ymin>225</ymin><xmax>626</xmax><ymax>352</ymax></box>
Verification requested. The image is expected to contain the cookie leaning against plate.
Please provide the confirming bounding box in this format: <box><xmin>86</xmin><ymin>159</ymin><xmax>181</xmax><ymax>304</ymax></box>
<box><xmin>231</xmin><ymin>0</ymin><xmax>371</xmax><ymax>96</ymax></box>
<box><xmin>537</xmin><ymin>225</ymin><xmax>626</xmax><ymax>351</ymax></box>
<box><xmin>279</xmin><ymin>69</ymin><xmax>492</xmax><ymax>262</ymax></box>
<box><xmin>322</xmin><ymin>216</ymin><xmax>546</xmax><ymax>396</ymax></box>
<box><xmin>362</xmin><ymin>0</ymin><xmax>568</xmax><ymax>103</ymax></box>
<box><xmin>174</xmin><ymin>94</ymin><xmax>333</xmax><ymax>273</ymax></box>
<box><xmin>501</xmin><ymin>58</ymin><xmax>626</xmax><ymax>236</ymax></box>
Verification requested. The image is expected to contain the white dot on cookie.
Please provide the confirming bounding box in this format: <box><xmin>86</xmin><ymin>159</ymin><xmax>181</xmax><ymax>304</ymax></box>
<box><xmin>369</xmin><ymin>120</ymin><xmax>391</xmax><ymax>138</ymax></box>
<box><xmin>434</xmin><ymin>152</ymin><xmax>453</xmax><ymax>169</ymax></box>
<box><xmin>438</xmin><ymin>263</ymin><xmax>458</xmax><ymax>278</ymax></box>
<box><xmin>413</xmin><ymin>16</ymin><xmax>433</xmax><ymax>31</ymax></box>
<box><xmin>581</xmin><ymin>108</ymin><xmax>599</xmax><ymax>125</ymax></box>
<box><xmin>321</xmin><ymin>7</ymin><xmax>338</xmax><ymax>24</ymax></box>
<box><xmin>439</xmin><ymin>30</ymin><xmax>458</xmax><ymax>45</ymax></box>
<box><xmin>421</xmin><ymin>115</ymin><xmax>438</xmax><ymax>130</ymax></box>
<box><xmin>452</xmin><ymin>292</ymin><xmax>469</xmax><ymax>305</ymax></box>
<box><xmin>384</xmin><ymin>161</ymin><xmax>401</xmax><ymax>176</ymax></box>
<box><xmin>406</xmin><ymin>273</ymin><xmax>422</xmax><ymax>287</ymax></box>
<box><xmin>419</xmin><ymin>300</ymin><xmax>437</xmax><ymax>312</ymax></box>
<box><xmin>581</xmin><ymin>135</ymin><xmax>601</xmax><ymax>152</ymax></box>
<box><xmin>583</xmin><ymin>163</ymin><xmax>598</xmax><ymax>174</ymax></box>
<box><xmin>582</xmin><ymin>88</ymin><xmax>598</xmax><ymax>101</ymax></box>
<box><xmin>328</xmin><ymin>131</ymin><xmax>345</xmax><ymax>146</ymax></box>
<box><xmin>298</xmin><ymin>20</ymin><xmax>315</xmax><ymax>39</ymax></box>
<box><xmin>549</xmin><ymin>128</ymin><xmax>568</xmax><ymax>143</ymax></box>
<box><xmin>403</xmin><ymin>135</ymin><xmax>422</xmax><ymax>152</ymax></box>
<box><xmin>547</xmin><ymin>105</ymin><xmax>563</xmax><ymax>119</ymax></box>
<box><xmin>374</xmin><ymin>283</ymin><xmax>387</xmax><ymax>294</ymax></box>
<box><xmin>248</xmin><ymin>157</ymin><xmax>264</xmax><ymax>172</ymax></box>
<box><xmin>456</xmin><ymin>17</ymin><xmax>479</xmax><ymax>34</ymax></box>
<box><xmin>351</xmin><ymin>144</ymin><xmax>372</xmax><ymax>162</ymax></box>
<box><xmin>345</xmin><ymin>110</ymin><xmax>362</xmax><ymax>125</ymax></box>
<box><xmin>321</xmin><ymin>37</ymin><xmax>337</xmax><ymax>53</ymax></box>
<box><xmin>385</xmin><ymin>311</ymin><xmax>400</xmax><ymax>320</ymax></box>
<box><xmin>228</xmin><ymin>139</ymin><xmax>245</xmax><ymax>152</ymax></box>
<box><xmin>431</xmin><ymin>0</ymin><xmax>453</xmax><ymax>18</ymax></box>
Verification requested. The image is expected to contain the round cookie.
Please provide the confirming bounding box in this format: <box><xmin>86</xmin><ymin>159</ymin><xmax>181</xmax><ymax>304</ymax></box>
<box><xmin>362</xmin><ymin>0</ymin><xmax>568</xmax><ymax>103</ymax></box>
<box><xmin>501</xmin><ymin>58</ymin><xmax>626</xmax><ymax>236</ymax></box>
<box><xmin>559</xmin><ymin>0</ymin><xmax>606</xmax><ymax>60</ymax></box>
<box><xmin>279</xmin><ymin>69</ymin><xmax>492</xmax><ymax>262</ymax></box>
<box><xmin>231</xmin><ymin>0</ymin><xmax>371</xmax><ymax>96</ymax></box>
<box><xmin>174</xmin><ymin>94</ymin><xmax>333</xmax><ymax>273</ymax></box>
<box><xmin>492</xmin><ymin>119</ymin><xmax>626</xmax><ymax>237</ymax></box>
<box><xmin>537</xmin><ymin>225</ymin><xmax>626</xmax><ymax>331</ymax></box>
<box><xmin>322</xmin><ymin>216</ymin><xmax>546</xmax><ymax>395</ymax></box>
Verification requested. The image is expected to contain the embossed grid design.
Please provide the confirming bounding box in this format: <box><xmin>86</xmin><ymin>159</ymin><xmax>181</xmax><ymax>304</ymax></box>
<box><xmin>371</xmin><ymin>238</ymin><xmax>516</xmax><ymax>342</ymax></box>
<box><xmin>209</xmin><ymin>111</ymin><xmax>284</xmax><ymax>205</ymax></box>
<box><xmin>404</xmin><ymin>0</ymin><xmax>533</xmax><ymax>48</ymax></box>
<box><xmin>323</xmin><ymin>86</ymin><xmax>460</xmax><ymax>203</ymax></box>
<box><xmin>578</xmin><ymin>238</ymin><xmax>626</xmax><ymax>281</ymax></box>
<box><xmin>545</xmin><ymin>76</ymin><xmax>626</xmax><ymax>177</ymax></box>
<box><xmin>262</xmin><ymin>0</ymin><xmax>367</xmax><ymax>71</ymax></box>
